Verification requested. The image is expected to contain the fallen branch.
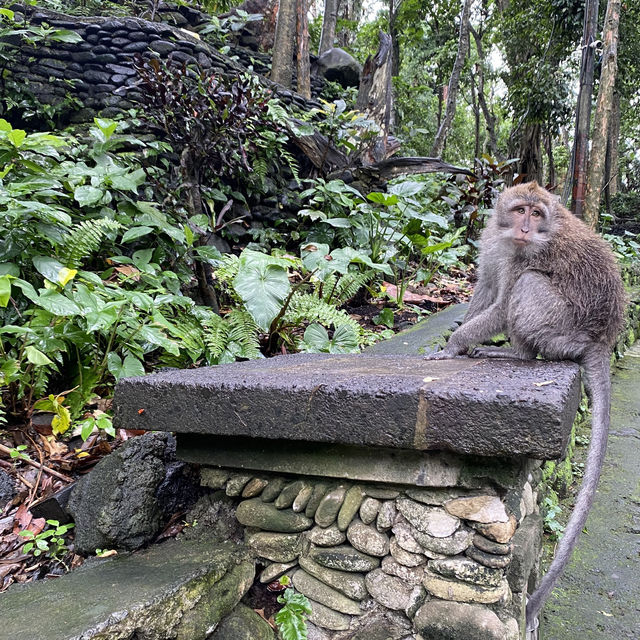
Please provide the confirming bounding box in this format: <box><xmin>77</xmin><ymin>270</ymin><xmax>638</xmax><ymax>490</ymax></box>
<box><xmin>0</xmin><ymin>443</ymin><xmax>73</xmax><ymax>483</ymax></box>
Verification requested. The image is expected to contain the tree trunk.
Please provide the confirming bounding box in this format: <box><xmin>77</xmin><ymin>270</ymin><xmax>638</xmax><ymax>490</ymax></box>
<box><xmin>430</xmin><ymin>0</ymin><xmax>473</xmax><ymax>158</ymax></box>
<box><xmin>271</xmin><ymin>0</ymin><xmax>297</xmax><ymax>87</ymax></box>
<box><xmin>604</xmin><ymin>88</ymin><xmax>621</xmax><ymax>213</ymax></box>
<box><xmin>318</xmin><ymin>0</ymin><xmax>339</xmax><ymax>55</ymax></box>
<box><xmin>562</xmin><ymin>0</ymin><xmax>599</xmax><ymax>215</ymax></box>
<box><xmin>518</xmin><ymin>123</ymin><xmax>543</xmax><ymax>183</ymax></box>
<box><xmin>296</xmin><ymin>0</ymin><xmax>311</xmax><ymax>99</ymax></box>
<box><xmin>469</xmin><ymin>63</ymin><xmax>481</xmax><ymax>165</ymax></box>
<box><xmin>337</xmin><ymin>0</ymin><xmax>363</xmax><ymax>48</ymax></box>
<box><xmin>545</xmin><ymin>126</ymin><xmax>556</xmax><ymax>188</ymax></box>
<box><xmin>355</xmin><ymin>31</ymin><xmax>395</xmax><ymax>164</ymax></box>
<box><xmin>584</xmin><ymin>0</ymin><xmax>621</xmax><ymax>228</ymax></box>
<box><xmin>389</xmin><ymin>0</ymin><xmax>400</xmax><ymax>77</ymax></box>
<box><xmin>469</xmin><ymin>23</ymin><xmax>499</xmax><ymax>158</ymax></box>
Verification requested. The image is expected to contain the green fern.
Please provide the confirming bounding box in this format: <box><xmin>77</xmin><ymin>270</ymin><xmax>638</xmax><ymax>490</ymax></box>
<box><xmin>321</xmin><ymin>270</ymin><xmax>374</xmax><ymax>305</ymax></box>
<box><xmin>59</xmin><ymin>219</ymin><xmax>122</xmax><ymax>269</ymax></box>
<box><xmin>285</xmin><ymin>292</ymin><xmax>362</xmax><ymax>336</ymax></box>
<box><xmin>202</xmin><ymin>308</ymin><xmax>262</xmax><ymax>364</ymax></box>
<box><xmin>214</xmin><ymin>253</ymin><xmax>240</xmax><ymax>289</ymax></box>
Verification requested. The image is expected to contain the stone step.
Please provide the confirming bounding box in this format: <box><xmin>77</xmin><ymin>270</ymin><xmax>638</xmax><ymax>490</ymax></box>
<box><xmin>0</xmin><ymin>538</ymin><xmax>255</xmax><ymax>640</ymax></box>
<box><xmin>114</xmin><ymin>352</ymin><xmax>580</xmax><ymax>459</ymax></box>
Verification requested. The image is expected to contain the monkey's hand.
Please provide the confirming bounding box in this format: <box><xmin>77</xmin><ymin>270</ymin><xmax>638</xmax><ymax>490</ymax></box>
<box><xmin>424</xmin><ymin>348</ymin><xmax>461</xmax><ymax>360</ymax></box>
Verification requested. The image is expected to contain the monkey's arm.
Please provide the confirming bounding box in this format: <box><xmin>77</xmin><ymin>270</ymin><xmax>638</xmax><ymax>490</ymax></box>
<box><xmin>427</xmin><ymin>302</ymin><xmax>507</xmax><ymax>360</ymax></box>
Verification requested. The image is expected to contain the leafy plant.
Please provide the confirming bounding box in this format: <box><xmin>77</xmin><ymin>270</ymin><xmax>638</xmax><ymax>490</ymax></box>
<box><xmin>275</xmin><ymin>584</ymin><xmax>312</xmax><ymax>640</ymax></box>
<box><xmin>542</xmin><ymin>495</ymin><xmax>564</xmax><ymax>541</ymax></box>
<box><xmin>19</xmin><ymin>519</ymin><xmax>75</xmax><ymax>561</ymax></box>
<box><xmin>8</xmin><ymin>444</ymin><xmax>30</xmax><ymax>461</ymax></box>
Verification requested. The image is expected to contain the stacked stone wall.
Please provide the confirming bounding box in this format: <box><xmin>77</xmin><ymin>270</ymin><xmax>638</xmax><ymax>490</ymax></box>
<box><xmin>198</xmin><ymin>459</ymin><xmax>543</xmax><ymax>640</ymax></box>
<box><xmin>5</xmin><ymin>3</ymin><xmax>323</xmax><ymax>123</ymax></box>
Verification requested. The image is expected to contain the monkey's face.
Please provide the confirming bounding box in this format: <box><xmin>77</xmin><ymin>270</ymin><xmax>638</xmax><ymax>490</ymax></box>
<box><xmin>495</xmin><ymin>184</ymin><xmax>553</xmax><ymax>252</ymax></box>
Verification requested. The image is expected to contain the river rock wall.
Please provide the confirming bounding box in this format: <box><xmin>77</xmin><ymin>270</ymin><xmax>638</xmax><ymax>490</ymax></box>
<box><xmin>197</xmin><ymin>458</ymin><xmax>542</xmax><ymax>640</ymax></box>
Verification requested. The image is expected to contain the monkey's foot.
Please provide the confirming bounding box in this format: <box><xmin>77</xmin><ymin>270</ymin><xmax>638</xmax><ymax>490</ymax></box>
<box><xmin>469</xmin><ymin>346</ymin><xmax>520</xmax><ymax>359</ymax></box>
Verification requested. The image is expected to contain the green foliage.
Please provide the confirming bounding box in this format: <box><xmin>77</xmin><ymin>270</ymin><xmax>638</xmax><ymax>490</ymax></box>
<box><xmin>298</xmin><ymin>175</ymin><xmax>469</xmax><ymax>306</ymax></box>
<box><xmin>542</xmin><ymin>495</ymin><xmax>564</xmax><ymax>541</ymax></box>
<box><xmin>19</xmin><ymin>519</ymin><xmax>75</xmax><ymax>561</ymax></box>
<box><xmin>8</xmin><ymin>444</ymin><xmax>30</xmax><ymax>461</ymax></box>
<box><xmin>275</xmin><ymin>586</ymin><xmax>312</xmax><ymax>640</ymax></box>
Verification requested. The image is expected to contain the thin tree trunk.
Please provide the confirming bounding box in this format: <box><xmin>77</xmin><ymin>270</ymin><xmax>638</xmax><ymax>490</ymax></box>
<box><xmin>563</xmin><ymin>0</ymin><xmax>599</xmax><ymax>215</ymax></box>
<box><xmin>469</xmin><ymin>23</ymin><xmax>499</xmax><ymax>158</ymax></box>
<box><xmin>545</xmin><ymin>126</ymin><xmax>556</xmax><ymax>188</ymax></box>
<box><xmin>584</xmin><ymin>0</ymin><xmax>621</xmax><ymax>228</ymax></box>
<box><xmin>271</xmin><ymin>0</ymin><xmax>297</xmax><ymax>87</ymax></box>
<box><xmin>296</xmin><ymin>0</ymin><xmax>311</xmax><ymax>99</ymax></box>
<box><xmin>389</xmin><ymin>0</ymin><xmax>400</xmax><ymax>77</ymax></box>
<box><xmin>605</xmin><ymin>89</ymin><xmax>621</xmax><ymax>211</ymax></box>
<box><xmin>318</xmin><ymin>0</ymin><xmax>339</xmax><ymax>55</ymax></box>
<box><xmin>469</xmin><ymin>63</ymin><xmax>481</xmax><ymax>165</ymax></box>
<box><xmin>430</xmin><ymin>0</ymin><xmax>473</xmax><ymax>158</ymax></box>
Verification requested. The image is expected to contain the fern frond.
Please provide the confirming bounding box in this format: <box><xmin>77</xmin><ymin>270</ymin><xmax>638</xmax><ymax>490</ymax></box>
<box><xmin>285</xmin><ymin>292</ymin><xmax>362</xmax><ymax>336</ymax></box>
<box><xmin>202</xmin><ymin>308</ymin><xmax>261</xmax><ymax>364</ymax></box>
<box><xmin>59</xmin><ymin>219</ymin><xmax>122</xmax><ymax>269</ymax></box>
<box><xmin>214</xmin><ymin>253</ymin><xmax>240</xmax><ymax>289</ymax></box>
<box><xmin>280</xmin><ymin>148</ymin><xmax>300</xmax><ymax>185</ymax></box>
<box><xmin>322</xmin><ymin>270</ymin><xmax>374</xmax><ymax>306</ymax></box>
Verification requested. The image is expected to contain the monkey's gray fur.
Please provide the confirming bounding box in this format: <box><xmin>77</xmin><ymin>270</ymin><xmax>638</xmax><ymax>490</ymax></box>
<box><xmin>427</xmin><ymin>181</ymin><xmax>625</xmax><ymax>633</ymax></box>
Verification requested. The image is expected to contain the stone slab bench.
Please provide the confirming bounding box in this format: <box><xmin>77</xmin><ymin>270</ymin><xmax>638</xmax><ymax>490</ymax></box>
<box><xmin>0</xmin><ymin>538</ymin><xmax>257</xmax><ymax>640</ymax></box>
<box><xmin>114</xmin><ymin>354</ymin><xmax>580</xmax><ymax>460</ymax></box>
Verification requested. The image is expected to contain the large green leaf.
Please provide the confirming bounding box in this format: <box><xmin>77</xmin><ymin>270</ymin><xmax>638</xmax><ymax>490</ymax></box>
<box><xmin>233</xmin><ymin>251</ymin><xmax>291</xmax><ymax>331</ymax></box>
<box><xmin>329</xmin><ymin>324</ymin><xmax>360</xmax><ymax>353</ymax></box>
<box><xmin>36</xmin><ymin>290</ymin><xmax>81</xmax><ymax>316</ymax></box>
<box><xmin>0</xmin><ymin>275</ymin><xmax>11</xmax><ymax>307</ymax></box>
<box><xmin>107</xmin><ymin>353</ymin><xmax>145</xmax><ymax>380</ymax></box>
<box><xmin>74</xmin><ymin>185</ymin><xmax>104</xmax><ymax>207</ymax></box>
<box><xmin>25</xmin><ymin>346</ymin><xmax>54</xmax><ymax>366</ymax></box>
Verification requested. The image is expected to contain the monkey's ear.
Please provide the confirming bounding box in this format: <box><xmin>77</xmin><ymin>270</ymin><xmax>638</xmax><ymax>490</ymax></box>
<box><xmin>527</xmin><ymin>181</ymin><xmax>540</xmax><ymax>191</ymax></box>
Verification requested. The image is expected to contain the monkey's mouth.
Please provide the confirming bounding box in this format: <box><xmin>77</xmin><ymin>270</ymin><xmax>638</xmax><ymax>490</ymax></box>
<box><xmin>513</xmin><ymin>238</ymin><xmax>530</xmax><ymax>245</ymax></box>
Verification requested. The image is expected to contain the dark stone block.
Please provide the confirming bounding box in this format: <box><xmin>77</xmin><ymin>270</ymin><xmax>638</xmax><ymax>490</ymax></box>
<box><xmin>95</xmin><ymin>53</ymin><xmax>118</xmax><ymax>64</ymax></box>
<box><xmin>101</xmin><ymin>19</ymin><xmax>126</xmax><ymax>31</ymax></box>
<box><xmin>123</xmin><ymin>41</ymin><xmax>149</xmax><ymax>53</ymax></box>
<box><xmin>72</xmin><ymin>51</ymin><xmax>97</xmax><ymax>63</ymax></box>
<box><xmin>68</xmin><ymin>432</ymin><xmax>176</xmax><ymax>553</ymax></box>
<box><xmin>110</xmin><ymin>37</ymin><xmax>131</xmax><ymax>48</ymax></box>
<box><xmin>114</xmin><ymin>353</ymin><xmax>580</xmax><ymax>459</ymax></box>
<box><xmin>0</xmin><ymin>469</ymin><xmax>16</xmax><ymax>508</ymax></box>
<box><xmin>150</xmin><ymin>40</ymin><xmax>176</xmax><ymax>55</ymax></box>
<box><xmin>39</xmin><ymin>57</ymin><xmax>66</xmax><ymax>69</ymax></box>
<box><xmin>169</xmin><ymin>50</ymin><xmax>196</xmax><ymax>65</ymax></box>
<box><xmin>84</xmin><ymin>69</ymin><xmax>112</xmax><ymax>84</ymax></box>
<box><xmin>30</xmin><ymin>483</ymin><xmax>75</xmax><ymax>524</ymax></box>
<box><xmin>86</xmin><ymin>33</ymin><xmax>99</xmax><ymax>44</ymax></box>
<box><xmin>106</xmin><ymin>63</ymin><xmax>136</xmax><ymax>76</ymax></box>
<box><xmin>507</xmin><ymin>513</ymin><xmax>543</xmax><ymax>592</ymax></box>
<box><xmin>128</xmin><ymin>30</ymin><xmax>148</xmax><ymax>41</ymax></box>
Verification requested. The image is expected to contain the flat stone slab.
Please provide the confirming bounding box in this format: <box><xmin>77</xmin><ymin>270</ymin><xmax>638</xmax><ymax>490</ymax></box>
<box><xmin>364</xmin><ymin>303</ymin><xmax>468</xmax><ymax>356</ymax></box>
<box><xmin>114</xmin><ymin>354</ymin><xmax>581</xmax><ymax>459</ymax></box>
<box><xmin>0</xmin><ymin>538</ymin><xmax>254</xmax><ymax>640</ymax></box>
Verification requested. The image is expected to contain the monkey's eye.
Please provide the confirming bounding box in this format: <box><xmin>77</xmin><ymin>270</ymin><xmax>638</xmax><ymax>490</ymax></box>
<box><xmin>517</xmin><ymin>207</ymin><xmax>525</xmax><ymax>214</ymax></box>
<box><xmin>532</xmin><ymin>210</ymin><xmax>541</xmax><ymax>217</ymax></box>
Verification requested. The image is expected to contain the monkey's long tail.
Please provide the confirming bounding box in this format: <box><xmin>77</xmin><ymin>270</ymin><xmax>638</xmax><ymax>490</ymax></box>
<box><xmin>525</xmin><ymin>351</ymin><xmax>611</xmax><ymax>632</ymax></box>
